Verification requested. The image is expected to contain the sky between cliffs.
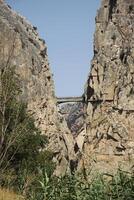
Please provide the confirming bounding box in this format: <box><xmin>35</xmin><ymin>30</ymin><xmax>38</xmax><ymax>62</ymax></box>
<box><xmin>6</xmin><ymin>0</ymin><xmax>100</xmax><ymax>97</ymax></box>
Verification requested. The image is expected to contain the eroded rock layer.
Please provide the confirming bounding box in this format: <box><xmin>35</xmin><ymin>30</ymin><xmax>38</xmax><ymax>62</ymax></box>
<box><xmin>82</xmin><ymin>0</ymin><xmax>134</xmax><ymax>174</ymax></box>
<box><xmin>0</xmin><ymin>1</ymin><xmax>76</xmax><ymax>175</ymax></box>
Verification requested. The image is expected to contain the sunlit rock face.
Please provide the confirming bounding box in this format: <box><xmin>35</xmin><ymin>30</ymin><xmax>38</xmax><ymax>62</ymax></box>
<box><xmin>1</xmin><ymin>0</ymin><xmax>134</xmax><ymax>176</ymax></box>
<box><xmin>0</xmin><ymin>1</ymin><xmax>76</xmax><ymax>176</ymax></box>
<box><xmin>82</xmin><ymin>0</ymin><xmax>134</xmax><ymax>174</ymax></box>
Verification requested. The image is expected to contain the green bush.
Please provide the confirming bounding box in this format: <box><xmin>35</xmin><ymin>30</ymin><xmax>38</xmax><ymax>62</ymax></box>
<box><xmin>23</xmin><ymin>169</ymin><xmax>133</xmax><ymax>200</ymax></box>
<box><xmin>0</xmin><ymin>64</ymin><xmax>55</xmax><ymax>198</ymax></box>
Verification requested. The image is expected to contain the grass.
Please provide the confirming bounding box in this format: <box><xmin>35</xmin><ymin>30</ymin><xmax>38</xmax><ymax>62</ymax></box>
<box><xmin>0</xmin><ymin>188</ymin><xmax>24</xmax><ymax>200</ymax></box>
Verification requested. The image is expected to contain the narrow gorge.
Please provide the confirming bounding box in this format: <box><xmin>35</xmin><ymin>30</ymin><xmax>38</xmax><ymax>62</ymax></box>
<box><xmin>0</xmin><ymin>0</ymin><xmax>134</xmax><ymax>178</ymax></box>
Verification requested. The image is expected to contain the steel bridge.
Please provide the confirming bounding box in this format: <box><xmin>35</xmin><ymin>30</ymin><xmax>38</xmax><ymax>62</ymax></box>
<box><xmin>56</xmin><ymin>96</ymin><xmax>114</xmax><ymax>104</ymax></box>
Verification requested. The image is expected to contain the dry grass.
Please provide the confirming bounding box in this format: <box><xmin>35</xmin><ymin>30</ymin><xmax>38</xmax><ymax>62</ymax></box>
<box><xmin>0</xmin><ymin>188</ymin><xmax>24</xmax><ymax>200</ymax></box>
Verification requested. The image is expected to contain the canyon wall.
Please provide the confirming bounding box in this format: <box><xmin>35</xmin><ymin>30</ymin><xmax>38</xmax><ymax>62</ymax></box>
<box><xmin>0</xmin><ymin>1</ymin><xmax>76</xmax><ymax>175</ymax></box>
<box><xmin>81</xmin><ymin>0</ymin><xmax>134</xmax><ymax>174</ymax></box>
<box><xmin>0</xmin><ymin>0</ymin><xmax>134</xmax><ymax>176</ymax></box>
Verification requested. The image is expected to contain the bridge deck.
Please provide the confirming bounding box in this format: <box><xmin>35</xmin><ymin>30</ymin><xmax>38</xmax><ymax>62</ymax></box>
<box><xmin>56</xmin><ymin>96</ymin><xmax>114</xmax><ymax>104</ymax></box>
<box><xmin>57</xmin><ymin>97</ymin><xmax>83</xmax><ymax>103</ymax></box>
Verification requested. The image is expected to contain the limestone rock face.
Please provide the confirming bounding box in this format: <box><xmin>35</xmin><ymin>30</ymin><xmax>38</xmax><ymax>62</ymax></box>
<box><xmin>59</xmin><ymin>103</ymin><xmax>85</xmax><ymax>136</ymax></box>
<box><xmin>0</xmin><ymin>1</ymin><xmax>76</xmax><ymax>175</ymax></box>
<box><xmin>1</xmin><ymin>0</ymin><xmax>134</xmax><ymax>176</ymax></box>
<box><xmin>83</xmin><ymin>0</ymin><xmax>134</xmax><ymax>174</ymax></box>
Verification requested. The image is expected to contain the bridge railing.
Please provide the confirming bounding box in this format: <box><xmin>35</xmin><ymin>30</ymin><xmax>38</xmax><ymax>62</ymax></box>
<box><xmin>56</xmin><ymin>96</ymin><xmax>115</xmax><ymax>104</ymax></box>
<box><xmin>57</xmin><ymin>96</ymin><xmax>83</xmax><ymax>103</ymax></box>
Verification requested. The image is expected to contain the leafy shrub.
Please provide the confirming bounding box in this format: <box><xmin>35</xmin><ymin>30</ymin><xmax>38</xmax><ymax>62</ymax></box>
<box><xmin>0</xmin><ymin>64</ymin><xmax>55</xmax><ymax>197</ymax></box>
<box><xmin>29</xmin><ymin>170</ymin><xmax>134</xmax><ymax>200</ymax></box>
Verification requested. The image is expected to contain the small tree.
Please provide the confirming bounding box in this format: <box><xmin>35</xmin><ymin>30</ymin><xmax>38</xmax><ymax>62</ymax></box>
<box><xmin>0</xmin><ymin>40</ymin><xmax>55</xmax><ymax>196</ymax></box>
<box><xmin>0</xmin><ymin>64</ymin><xmax>21</xmax><ymax>169</ymax></box>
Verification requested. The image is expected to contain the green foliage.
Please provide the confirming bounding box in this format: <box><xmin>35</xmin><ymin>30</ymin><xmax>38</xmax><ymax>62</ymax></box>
<box><xmin>34</xmin><ymin>170</ymin><xmax>134</xmax><ymax>200</ymax></box>
<box><xmin>0</xmin><ymin>64</ymin><xmax>55</xmax><ymax>197</ymax></box>
<box><xmin>106</xmin><ymin>170</ymin><xmax>134</xmax><ymax>200</ymax></box>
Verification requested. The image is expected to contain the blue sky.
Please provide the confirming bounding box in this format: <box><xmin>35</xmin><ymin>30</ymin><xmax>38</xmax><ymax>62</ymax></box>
<box><xmin>6</xmin><ymin>0</ymin><xmax>100</xmax><ymax>97</ymax></box>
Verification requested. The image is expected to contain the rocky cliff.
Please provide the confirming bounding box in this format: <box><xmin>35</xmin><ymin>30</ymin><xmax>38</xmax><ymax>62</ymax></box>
<box><xmin>59</xmin><ymin>0</ymin><xmax>134</xmax><ymax>175</ymax></box>
<box><xmin>59</xmin><ymin>103</ymin><xmax>85</xmax><ymax>136</ymax></box>
<box><xmin>0</xmin><ymin>1</ymin><xmax>76</xmax><ymax>176</ymax></box>
<box><xmin>1</xmin><ymin>0</ymin><xmax>134</xmax><ymax>176</ymax></box>
<box><xmin>81</xmin><ymin>0</ymin><xmax>134</xmax><ymax>174</ymax></box>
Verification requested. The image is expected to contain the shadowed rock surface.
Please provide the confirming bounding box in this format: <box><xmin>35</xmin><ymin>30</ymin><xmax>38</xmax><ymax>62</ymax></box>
<box><xmin>0</xmin><ymin>1</ymin><xmax>76</xmax><ymax>176</ymax></box>
<box><xmin>59</xmin><ymin>103</ymin><xmax>85</xmax><ymax>136</ymax></box>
